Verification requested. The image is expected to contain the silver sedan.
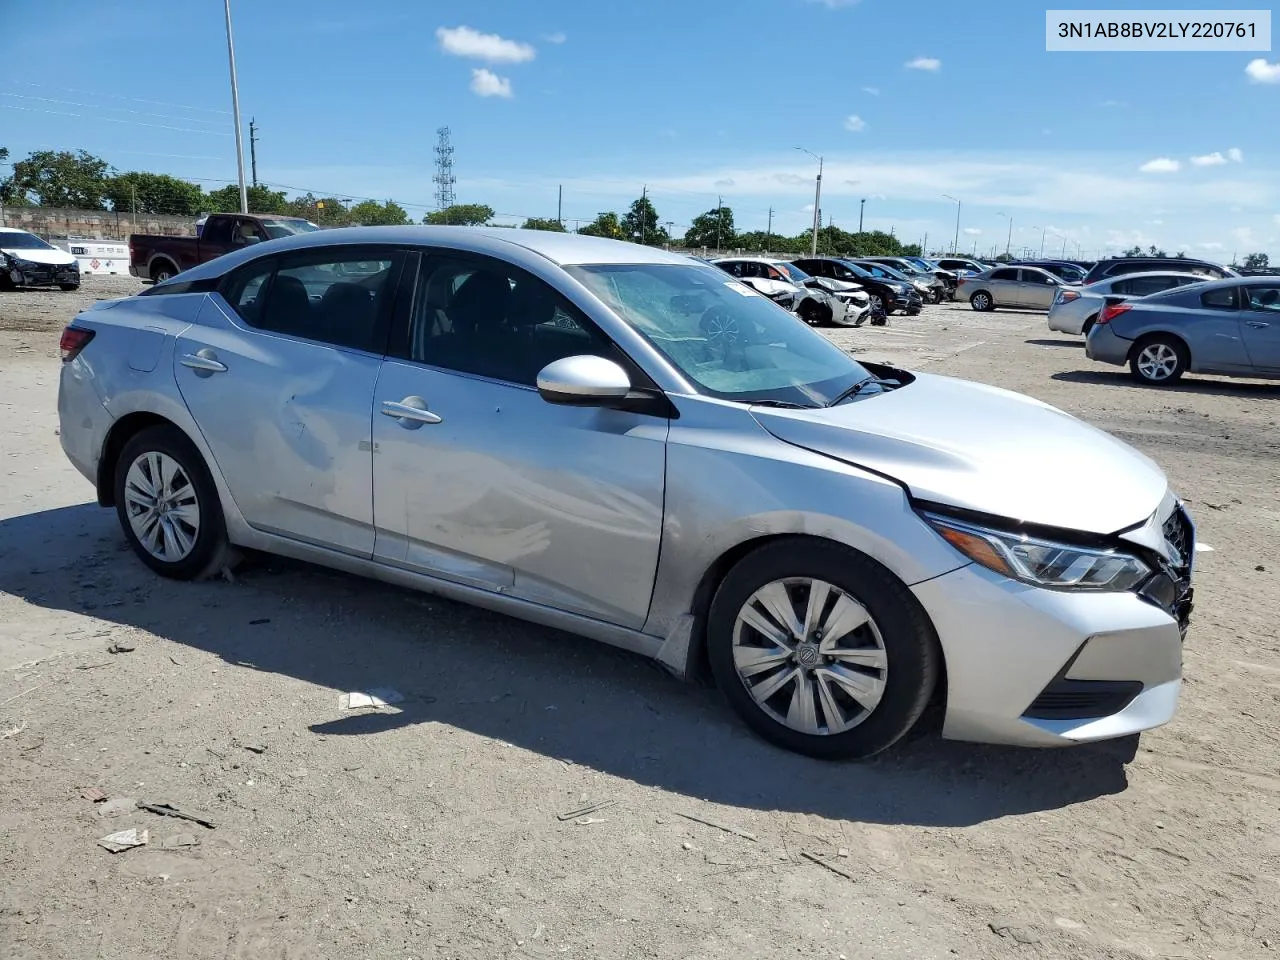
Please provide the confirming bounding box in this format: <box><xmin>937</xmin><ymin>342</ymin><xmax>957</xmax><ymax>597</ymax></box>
<box><xmin>1048</xmin><ymin>271</ymin><xmax>1207</xmax><ymax>336</ymax></box>
<box><xmin>58</xmin><ymin>227</ymin><xmax>1193</xmax><ymax>759</ymax></box>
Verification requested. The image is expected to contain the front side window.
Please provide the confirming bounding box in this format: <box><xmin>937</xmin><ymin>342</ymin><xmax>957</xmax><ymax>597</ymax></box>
<box><xmin>1245</xmin><ymin>285</ymin><xmax>1280</xmax><ymax>312</ymax></box>
<box><xmin>990</xmin><ymin>268</ymin><xmax>1018</xmax><ymax>281</ymax></box>
<box><xmin>1020</xmin><ymin>269</ymin><xmax>1055</xmax><ymax>285</ymax></box>
<box><xmin>566</xmin><ymin>262</ymin><xmax>871</xmax><ymax>407</ymax></box>
<box><xmin>224</xmin><ymin>249</ymin><xmax>397</xmax><ymax>352</ymax></box>
<box><xmin>408</xmin><ymin>255</ymin><xmax>618</xmax><ymax>387</ymax></box>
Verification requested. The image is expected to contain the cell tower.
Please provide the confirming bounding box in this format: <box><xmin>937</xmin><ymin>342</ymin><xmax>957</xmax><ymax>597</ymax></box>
<box><xmin>433</xmin><ymin>127</ymin><xmax>456</xmax><ymax>210</ymax></box>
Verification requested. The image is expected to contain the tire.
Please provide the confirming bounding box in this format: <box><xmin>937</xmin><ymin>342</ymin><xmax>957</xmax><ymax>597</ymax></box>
<box><xmin>60</xmin><ymin>283</ymin><xmax>80</xmax><ymax>292</ymax></box>
<box><xmin>1129</xmin><ymin>335</ymin><xmax>1188</xmax><ymax>385</ymax></box>
<box><xmin>1081</xmin><ymin>315</ymin><xmax>1097</xmax><ymax>337</ymax></box>
<box><xmin>866</xmin><ymin>294</ymin><xmax>884</xmax><ymax>316</ymax></box>
<box><xmin>706</xmin><ymin>539</ymin><xmax>940</xmax><ymax>760</ymax></box>
<box><xmin>969</xmin><ymin>291</ymin><xmax>994</xmax><ymax>311</ymax></box>
<box><xmin>798</xmin><ymin>300</ymin><xmax>824</xmax><ymax>326</ymax></box>
<box><xmin>150</xmin><ymin>260</ymin><xmax>178</xmax><ymax>284</ymax></box>
<box><xmin>113</xmin><ymin>425</ymin><xmax>232</xmax><ymax>580</ymax></box>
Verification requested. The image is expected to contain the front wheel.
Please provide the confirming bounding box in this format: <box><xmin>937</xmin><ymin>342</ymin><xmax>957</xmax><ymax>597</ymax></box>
<box><xmin>1130</xmin><ymin>335</ymin><xmax>1188</xmax><ymax>385</ymax></box>
<box><xmin>969</xmin><ymin>291</ymin><xmax>994</xmax><ymax>311</ymax></box>
<box><xmin>114</xmin><ymin>425</ymin><xmax>232</xmax><ymax>580</ymax></box>
<box><xmin>706</xmin><ymin>540</ymin><xmax>940</xmax><ymax>760</ymax></box>
<box><xmin>60</xmin><ymin>283</ymin><xmax>80</xmax><ymax>292</ymax></box>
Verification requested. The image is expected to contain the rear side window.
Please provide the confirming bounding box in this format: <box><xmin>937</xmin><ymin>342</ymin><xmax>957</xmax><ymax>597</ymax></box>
<box><xmin>221</xmin><ymin>248</ymin><xmax>400</xmax><ymax>353</ymax></box>
<box><xmin>1200</xmin><ymin>287</ymin><xmax>1239</xmax><ymax>310</ymax></box>
<box><xmin>1116</xmin><ymin>276</ymin><xmax>1179</xmax><ymax>297</ymax></box>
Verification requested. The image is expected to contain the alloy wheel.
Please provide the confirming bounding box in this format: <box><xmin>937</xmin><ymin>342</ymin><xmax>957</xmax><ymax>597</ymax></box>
<box><xmin>732</xmin><ymin>577</ymin><xmax>887</xmax><ymax>736</ymax></box>
<box><xmin>1137</xmin><ymin>343</ymin><xmax>1179</xmax><ymax>381</ymax></box>
<box><xmin>123</xmin><ymin>451</ymin><xmax>201</xmax><ymax>562</ymax></box>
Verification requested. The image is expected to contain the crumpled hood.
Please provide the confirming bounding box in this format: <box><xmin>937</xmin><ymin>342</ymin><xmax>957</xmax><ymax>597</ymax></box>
<box><xmin>1</xmin><ymin>244</ymin><xmax>77</xmax><ymax>266</ymax></box>
<box><xmin>808</xmin><ymin>276</ymin><xmax>863</xmax><ymax>296</ymax></box>
<box><xmin>751</xmin><ymin>372</ymin><xmax>1168</xmax><ymax>534</ymax></box>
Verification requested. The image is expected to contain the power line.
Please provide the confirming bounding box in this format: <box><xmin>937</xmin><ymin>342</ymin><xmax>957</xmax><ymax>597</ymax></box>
<box><xmin>0</xmin><ymin>103</ymin><xmax>231</xmax><ymax>136</ymax></box>
<box><xmin>0</xmin><ymin>92</ymin><xmax>228</xmax><ymax>127</ymax></box>
<box><xmin>9</xmin><ymin>80</ymin><xmax>233</xmax><ymax>115</ymax></box>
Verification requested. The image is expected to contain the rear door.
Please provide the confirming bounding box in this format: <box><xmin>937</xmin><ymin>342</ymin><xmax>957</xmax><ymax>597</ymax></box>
<box><xmin>1239</xmin><ymin>282</ymin><xmax>1280</xmax><ymax>372</ymax></box>
<box><xmin>369</xmin><ymin>249</ymin><xmax>669</xmax><ymax>628</ymax></box>
<box><xmin>173</xmin><ymin>245</ymin><xmax>403</xmax><ymax>555</ymax></box>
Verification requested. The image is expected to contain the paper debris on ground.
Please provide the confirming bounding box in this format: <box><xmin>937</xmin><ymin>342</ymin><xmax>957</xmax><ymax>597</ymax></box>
<box><xmin>1</xmin><ymin>721</ymin><xmax>27</xmax><ymax>740</ymax></box>
<box><xmin>161</xmin><ymin>833</ymin><xmax>200</xmax><ymax>849</ymax></box>
<box><xmin>340</xmin><ymin>688</ymin><xmax>405</xmax><ymax>710</ymax></box>
<box><xmin>1196</xmin><ymin>543</ymin><xmax>1214</xmax><ymax>552</ymax></box>
<box><xmin>98</xmin><ymin>827</ymin><xmax>148</xmax><ymax>853</ymax></box>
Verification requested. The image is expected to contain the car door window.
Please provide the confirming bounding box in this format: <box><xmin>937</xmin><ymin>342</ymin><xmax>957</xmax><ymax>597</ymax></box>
<box><xmin>990</xmin><ymin>268</ymin><xmax>1018</xmax><ymax>281</ymax></box>
<box><xmin>720</xmin><ymin>261</ymin><xmax>745</xmax><ymax>277</ymax></box>
<box><xmin>1118</xmin><ymin>276</ymin><xmax>1176</xmax><ymax>297</ymax></box>
<box><xmin>1245</xmin><ymin>285</ymin><xmax>1280</xmax><ymax>313</ymax></box>
<box><xmin>1019</xmin><ymin>270</ymin><xmax>1054</xmax><ymax>284</ymax></box>
<box><xmin>408</xmin><ymin>254</ymin><xmax>620</xmax><ymax>386</ymax></box>
<box><xmin>223</xmin><ymin>249</ymin><xmax>397</xmax><ymax>352</ymax></box>
<box><xmin>1200</xmin><ymin>287</ymin><xmax>1240</xmax><ymax>310</ymax></box>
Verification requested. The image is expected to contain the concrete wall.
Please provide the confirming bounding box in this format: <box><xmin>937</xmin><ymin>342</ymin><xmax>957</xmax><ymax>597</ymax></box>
<box><xmin>0</xmin><ymin>206</ymin><xmax>197</xmax><ymax>241</ymax></box>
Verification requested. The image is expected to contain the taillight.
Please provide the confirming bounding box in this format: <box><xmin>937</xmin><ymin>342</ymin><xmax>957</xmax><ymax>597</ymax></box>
<box><xmin>1059</xmin><ymin>290</ymin><xmax>1080</xmax><ymax>303</ymax></box>
<box><xmin>1097</xmin><ymin>303</ymin><xmax>1131</xmax><ymax>325</ymax></box>
<box><xmin>60</xmin><ymin>326</ymin><xmax>94</xmax><ymax>362</ymax></box>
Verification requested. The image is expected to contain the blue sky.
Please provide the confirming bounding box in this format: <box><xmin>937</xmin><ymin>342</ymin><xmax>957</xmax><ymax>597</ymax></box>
<box><xmin>4</xmin><ymin>0</ymin><xmax>1278</xmax><ymax>258</ymax></box>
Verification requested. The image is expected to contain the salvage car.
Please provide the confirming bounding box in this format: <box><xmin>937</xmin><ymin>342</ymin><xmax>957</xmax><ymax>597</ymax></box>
<box><xmin>713</xmin><ymin>257</ymin><xmax>871</xmax><ymax>327</ymax></box>
<box><xmin>792</xmin><ymin>257</ymin><xmax>922</xmax><ymax>315</ymax></box>
<box><xmin>59</xmin><ymin>227</ymin><xmax>1193</xmax><ymax>759</ymax></box>
<box><xmin>0</xmin><ymin>227</ymin><xmax>81</xmax><ymax>291</ymax></box>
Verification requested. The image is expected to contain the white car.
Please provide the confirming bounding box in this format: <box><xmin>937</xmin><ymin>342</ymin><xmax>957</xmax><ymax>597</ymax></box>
<box><xmin>0</xmin><ymin>227</ymin><xmax>81</xmax><ymax>291</ymax></box>
<box><xmin>713</xmin><ymin>257</ymin><xmax>872</xmax><ymax>327</ymax></box>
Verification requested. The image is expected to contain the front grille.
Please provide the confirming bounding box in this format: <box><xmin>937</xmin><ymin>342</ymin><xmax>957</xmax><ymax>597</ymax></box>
<box><xmin>1024</xmin><ymin>679</ymin><xmax>1143</xmax><ymax>721</ymax></box>
<box><xmin>1157</xmin><ymin>505</ymin><xmax>1195</xmax><ymax>635</ymax></box>
<box><xmin>1163</xmin><ymin>506</ymin><xmax>1193</xmax><ymax>570</ymax></box>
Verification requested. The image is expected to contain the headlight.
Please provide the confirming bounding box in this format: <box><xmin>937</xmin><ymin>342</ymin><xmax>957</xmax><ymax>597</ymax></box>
<box><xmin>922</xmin><ymin>512</ymin><xmax>1152</xmax><ymax>591</ymax></box>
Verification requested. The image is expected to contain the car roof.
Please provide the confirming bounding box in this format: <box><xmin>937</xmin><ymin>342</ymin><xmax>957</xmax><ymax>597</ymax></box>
<box><xmin>0</xmin><ymin>227</ymin><xmax>35</xmax><ymax>234</ymax></box>
<box><xmin>711</xmin><ymin>256</ymin><xmax>786</xmax><ymax>265</ymax></box>
<box><xmin>170</xmin><ymin>226</ymin><xmax>697</xmax><ymax>284</ymax></box>
<box><xmin>1096</xmin><ymin>270</ymin><xmax>1208</xmax><ymax>283</ymax></box>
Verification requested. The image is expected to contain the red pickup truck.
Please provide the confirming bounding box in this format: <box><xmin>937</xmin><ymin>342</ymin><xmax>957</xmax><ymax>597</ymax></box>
<box><xmin>129</xmin><ymin>212</ymin><xmax>320</xmax><ymax>283</ymax></box>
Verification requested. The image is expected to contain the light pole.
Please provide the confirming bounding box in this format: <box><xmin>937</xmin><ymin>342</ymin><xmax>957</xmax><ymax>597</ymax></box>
<box><xmin>859</xmin><ymin>197</ymin><xmax>865</xmax><ymax>233</ymax></box>
<box><xmin>796</xmin><ymin>146</ymin><xmax>822</xmax><ymax>256</ymax></box>
<box><xmin>942</xmin><ymin>194</ymin><xmax>960</xmax><ymax>254</ymax></box>
<box><xmin>997</xmin><ymin>212</ymin><xmax>1012</xmax><ymax>258</ymax></box>
<box><xmin>223</xmin><ymin>0</ymin><xmax>249</xmax><ymax>214</ymax></box>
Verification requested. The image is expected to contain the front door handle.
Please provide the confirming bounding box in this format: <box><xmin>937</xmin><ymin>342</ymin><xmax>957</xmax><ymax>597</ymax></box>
<box><xmin>1246</xmin><ymin>320</ymin><xmax>1270</xmax><ymax>329</ymax></box>
<box><xmin>381</xmin><ymin>396</ymin><xmax>443</xmax><ymax>428</ymax></box>
<box><xmin>180</xmin><ymin>348</ymin><xmax>227</xmax><ymax>376</ymax></box>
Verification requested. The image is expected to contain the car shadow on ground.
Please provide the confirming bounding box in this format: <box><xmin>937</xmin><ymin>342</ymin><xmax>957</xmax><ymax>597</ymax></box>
<box><xmin>1026</xmin><ymin>338</ymin><xmax>1083</xmax><ymax>348</ymax></box>
<box><xmin>1053</xmin><ymin>369</ymin><xmax>1280</xmax><ymax>397</ymax></box>
<box><xmin>0</xmin><ymin>502</ymin><xmax>1138</xmax><ymax>828</ymax></box>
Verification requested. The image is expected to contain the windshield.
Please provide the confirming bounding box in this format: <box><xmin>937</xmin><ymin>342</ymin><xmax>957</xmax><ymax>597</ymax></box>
<box><xmin>260</xmin><ymin>219</ymin><xmax>322</xmax><ymax>239</ymax></box>
<box><xmin>566</xmin><ymin>263</ymin><xmax>871</xmax><ymax>407</ymax></box>
<box><xmin>0</xmin><ymin>231</ymin><xmax>56</xmax><ymax>251</ymax></box>
<box><xmin>906</xmin><ymin>258</ymin><xmax>937</xmax><ymax>271</ymax></box>
<box><xmin>861</xmin><ymin>262</ymin><xmax>911</xmax><ymax>282</ymax></box>
<box><xmin>774</xmin><ymin>262</ymin><xmax>814</xmax><ymax>283</ymax></box>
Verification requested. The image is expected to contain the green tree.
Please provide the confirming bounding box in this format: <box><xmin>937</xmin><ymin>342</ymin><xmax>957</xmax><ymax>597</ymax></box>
<box><xmin>733</xmin><ymin>230</ymin><xmax>795</xmax><ymax>253</ymax></box>
<box><xmin>1121</xmin><ymin>244</ymin><xmax>1167</xmax><ymax>258</ymax></box>
<box><xmin>6</xmin><ymin>149</ymin><xmax>110</xmax><ymax>208</ymax></box>
<box><xmin>521</xmin><ymin>217</ymin><xmax>566</xmax><ymax>232</ymax></box>
<box><xmin>423</xmin><ymin>203</ymin><xmax>494</xmax><ymax>225</ymax></box>
<box><xmin>205</xmin><ymin>184</ymin><xmax>289</xmax><ymax>214</ymax></box>
<box><xmin>284</xmin><ymin>193</ymin><xmax>349</xmax><ymax>225</ymax></box>
<box><xmin>104</xmin><ymin>172</ymin><xmax>205</xmax><ymax>216</ymax></box>
<box><xmin>1243</xmin><ymin>252</ymin><xmax>1270</xmax><ymax>270</ymax></box>
<box><xmin>348</xmin><ymin>199</ymin><xmax>410</xmax><ymax>225</ymax></box>
<box><xmin>620</xmin><ymin>196</ymin><xmax>669</xmax><ymax>246</ymax></box>
<box><xmin>900</xmin><ymin>243</ymin><xmax>923</xmax><ymax>257</ymax></box>
<box><xmin>683</xmin><ymin>204</ymin><xmax>735</xmax><ymax>250</ymax></box>
<box><xmin>576</xmin><ymin>212</ymin><xmax>624</xmax><ymax>239</ymax></box>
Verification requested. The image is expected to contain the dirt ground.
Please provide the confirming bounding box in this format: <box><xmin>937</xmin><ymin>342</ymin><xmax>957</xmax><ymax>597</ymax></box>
<box><xmin>2</xmin><ymin>275</ymin><xmax>1279</xmax><ymax>960</ymax></box>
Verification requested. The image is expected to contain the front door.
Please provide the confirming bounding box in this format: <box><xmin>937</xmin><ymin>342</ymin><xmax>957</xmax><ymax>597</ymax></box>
<box><xmin>1240</xmin><ymin>282</ymin><xmax>1280</xmax><ymax>372</ymax></box>
<box><xmin>371</xmin><ymin>251</ymin><xmax>668</xmax><ymax>629</ymax></box>
<box><xmin>986</xmin><ymin>268</ymin><xmax>1022</xmax><ymax>306</ymax></box>
<box><xmin>1019</xmin><ymin>269</ymin><xmax>1059</xmax><ymax>309</ymax></box>
<box><xmin>174</xmin><ymin>246</ymin><xmax>402</xmax><ymax>555</ymax></box>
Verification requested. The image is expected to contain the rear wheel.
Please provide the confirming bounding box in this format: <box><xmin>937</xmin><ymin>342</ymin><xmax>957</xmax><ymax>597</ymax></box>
<box><xmin>60</xmin><ymin>283</ymin><xmax>80</xmax><ymax>292</ymax></box>
<box><xmin>1081</xmin><ymin>314</ymin><xmax>1098</xmax><ymax>336</ymax></box>
<box><xmin>969</xmin><ymin>291</ymin><xmax>994</xmax><ymax>311</ymax></box>
<box><xmin>706</xmin><ymin>540</ymin><xmax>940</xmax><ymax>760</ymax></box>
<box><xmin>150</xmin><ymin>260</ymin><xmax>177</xmax><ymax>284</ymax></box>
<box><xmin>113</xmin><ymin>425</ymin><xmax>232</xmax><ymax>580</ymax></box>
<box><xmin>1129</xmin><ymin>335</ymin><xmax>1188</xmax><ymax>385</ymax></box>
<box><xmin>798</xmin><ymin>300</ymin><xmax>825</xmax><ymax>326</ymax></box>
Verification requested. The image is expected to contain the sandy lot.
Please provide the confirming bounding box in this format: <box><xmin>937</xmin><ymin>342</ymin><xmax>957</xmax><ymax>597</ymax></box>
<box><xmin>2</xmin><ymin>275</ymin><xmax>1279</xmax><ymax>959</ymax></box>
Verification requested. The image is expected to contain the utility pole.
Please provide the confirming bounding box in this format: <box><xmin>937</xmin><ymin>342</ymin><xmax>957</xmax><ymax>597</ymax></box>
<box><xmin>1061</xmin><ymin>236</ymin><xmax>1068</xmax><ymax>258</ymax></box>
<box><xmin>922</xmin><ymin>231</ymin><xmax>928</xmax><ymax>256</ymax></box>
<box><xmin>766</xmin><ymin>206</ymin><xmax>773</xmax><ymax>250</ymax></box>
<box><xmin>557</xmin><ymin>184</ymin><xmax>562</xmax><ymax>226</ymax></box>
<box><xmin>223</xmin><ymin>0</ymin><xmax>248</xmax><ymax>214</ymax></box>
<box><xmin>796</xmin><ymin>147</ymin><xmax>822</xmax><ymax>257</ymax></box>
<box><xmin>715</xmin><ymin>195</ymin><xmax>723</xmax><ymax>251</ymax></box>
<box><xmin>640</xmin><ymin>185</ymin><xmax>647</xmax><ymax>245</ymax></box>
<box><xmin>1040</xmin><ymin>227</ymin><xmax>1046</xmax><ymax>257</ymax></box>
<box><xmin>943</xmin><ymin>195</ymin><xmax>960</xmax><ymax>254</ymax></box>
<box><xmin>249</xmin><ymin>118</ymin><xmax>259</xmax><ymax>187</ymax></box>
<box><xmin>859</xmin><ymin>197</ymin><xmax>865</xmax><ymax>233</ymax></box>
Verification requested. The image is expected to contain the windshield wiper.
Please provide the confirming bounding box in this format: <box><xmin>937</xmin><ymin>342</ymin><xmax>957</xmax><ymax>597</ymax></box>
<box><xmin>826</xmin><ymin>376</ymin><xmax>899</xmax><ymax>407</ymax></box>
<box><xmin>750</xmin><ymin>399</ymin><xmax>817</xmax><ymax>410</ymax></box>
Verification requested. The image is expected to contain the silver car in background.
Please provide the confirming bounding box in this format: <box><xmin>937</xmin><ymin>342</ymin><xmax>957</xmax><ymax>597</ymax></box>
<box><xmin>960</xmin><ymin>265</ymin><xmax>1066</xmax><ymax>312</ymax></box>
<box><xmin>1086</xmin><ymin>275</ymin><xmax>1280</xmax><ymax>384</ymax></box>
<box><xmin>1048</xmin><ymin>272</ymin><xmax>1207</xmax><ymax>336</ymax></box>
<box><xmin>58</xmin><ymin>228</ymin><xmax>1193</xmax><ymax>759</ymax></box>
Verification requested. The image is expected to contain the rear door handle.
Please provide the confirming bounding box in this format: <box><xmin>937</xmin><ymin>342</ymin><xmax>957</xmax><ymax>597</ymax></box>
<box><xmin>180</xmin><ymin>349</ymin><xmax>227</xmax><ymax>376</ymax></box>
<box><xmin>381</xmin><ymin>397</ymin><xmax>443</xmax><ymax>428</ymax></box>
<box><xmin>1246</xmin><ymin>320</ymin><xmax>1270</xmax><ymax>328</ymax></box>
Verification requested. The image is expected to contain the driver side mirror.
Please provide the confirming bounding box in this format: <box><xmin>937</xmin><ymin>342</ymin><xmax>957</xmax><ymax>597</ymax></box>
<box><xmin>537</xmin><ymin>355</ymin><xmax>631</xmax><ymax>406</ymax></box>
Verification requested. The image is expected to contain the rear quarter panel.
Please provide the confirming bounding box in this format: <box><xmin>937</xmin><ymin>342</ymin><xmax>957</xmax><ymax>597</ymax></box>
<box><xmin>1109</xmin><ymin>303</ymin><xmax>1251</xmax><ymax>371</ymax></box>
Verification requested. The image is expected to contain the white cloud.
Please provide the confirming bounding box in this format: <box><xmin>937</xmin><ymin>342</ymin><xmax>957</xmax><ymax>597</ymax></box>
<box><xmin>1228</xmin><ymin>147</ymin><xmax>1244</xmax><ymax>163</ymax></box>
<box><xmin>1190</xmin><ymin>152</ymin><xmax>1227</xmax><ymax>167</ymax></box>
<box><xmin>1245</xmin><ymin>58</ymin><xmax>1280</xmax><ymax>83</ymax></box>
<box><xmin>437</xmin><ymin>25</ymin><xmax>535</xmax><ymax>63</ymax></box>
<box><xmin>808</xmin><ymin>0</ymin><xmax>861</xmax><ymax>7</ymax></box>
<box><xmin>1232</xmin><ymin>226</ymin><xmax>1256</xmax><ymax>244</ymax></box>
<box><xmin>905</xmin><ymin>57</ymin><xmax>941</xmax><ymax>71</ymax></box>
<box><xmin>1199</xmin><ymin>241</ymin><xmax>1225</xmax><ymax>250</ymax></box>
<box><xmin>844</xmin><ymin>114</ymin><xmax>867</xmax><ymax>132</ymax></box>
<box><xmin>469</xmin><ymin>68</ymin><xmax>513</xmax><ymax>98</ymax></box>
<box><xmin>542</xmin><ymin>31</ymin><xmax>566</xmax><ymax>44</ymax></box>
<box><xmin>963</xmin><ymin>227</ymin><xmax>982</xmax><ymax>235</ymax></box>
<box><xmin>1148</xmin><ymin>219</ymin><xmax>1164</xmax><ymax>225</ymax></box>
<box><xmin>1139</xmin><ymin>157</ymin><xmax>1180</xmax><ymax>173</ymax></box>
<box><xmin>1100</xmin><ymin>99</ymin><xmax>1126</xmax><ymax>108</ymax></box>
<box><xmin>714</xmin><ymin>178</ymin><xmax>735</xmax><ymax>188</ymax></box>
<box><xmin>861</xmin><ymin>86</ymin><xmax>880</xmax><ymax>95</ymax></box>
